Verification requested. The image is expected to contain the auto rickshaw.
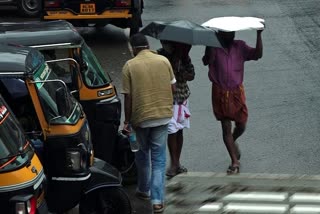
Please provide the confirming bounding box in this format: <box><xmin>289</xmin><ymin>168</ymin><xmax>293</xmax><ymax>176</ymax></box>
<box><xmin>0</xmin><ymin>94</ymin><xmax>48</xmax><ymax>214</ymax></box>
<box><xmin>0</xmin><ymin>43</ymin><xmax>132</xmax><ymax>213</ymax></box>
<box><xmin>0</xmin><ymin>20</ymin><xmax>136</xmax><ymax>184</ymax></box>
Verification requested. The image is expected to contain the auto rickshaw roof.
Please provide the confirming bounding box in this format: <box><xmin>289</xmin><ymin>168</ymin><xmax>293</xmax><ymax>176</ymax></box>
<box><xmin>0</xmin><ymin>20</ymin><xmax>83</xmax><ymax>48</ymax></box>
<box><xmin>0</xmin><ymin>44</ymin><xmax>44</xmax><ymax>76</ymax></box>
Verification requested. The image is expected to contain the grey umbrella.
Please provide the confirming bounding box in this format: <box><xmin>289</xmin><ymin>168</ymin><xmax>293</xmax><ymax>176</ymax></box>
<box><xmin>140</xmin><ymin>20</ymin><xmax>222</xmax><ymax>47</ymax></box>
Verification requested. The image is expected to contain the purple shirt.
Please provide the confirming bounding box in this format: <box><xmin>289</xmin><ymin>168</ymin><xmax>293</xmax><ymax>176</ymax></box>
<box><xmin>207</xmin><ymin>40</ymin><xmax>259</xmax><ymax>89</ymax></box>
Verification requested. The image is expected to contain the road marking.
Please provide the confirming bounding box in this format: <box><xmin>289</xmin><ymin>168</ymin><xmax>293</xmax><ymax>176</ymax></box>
<box><xmin>198</xmin><ymin>192</ymin><xmax>320</xmax><ymax>213</ymax></box>
<box><xmin>291</xmin><ymin>205</ymin><xmax>320</xmax><ymax>213</ymax></box>
<box><xmin>223</xmin><ymin>192</ymin><xmax>288</xmax><ymax>202</ymax></box>
<box><xmin>224</xmin><ymin>203</ymin><xmax>288</xmax><ymax>213</ymax></box>
<box><xmin>198</xmin><ymin>203</ymin><xmax>223</xmax><ymax>212</ymax></box>
<box><xmin>290</xmin><ymin>193</ymin><xmax>320</xmax><ymax>203</ymax></box>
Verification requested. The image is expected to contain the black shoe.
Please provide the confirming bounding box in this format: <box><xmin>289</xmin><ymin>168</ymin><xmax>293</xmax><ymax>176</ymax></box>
<box><xmin>135</xmin><ymin>191</ymin><xmax>150</xmax><ymax>200</ymax></box>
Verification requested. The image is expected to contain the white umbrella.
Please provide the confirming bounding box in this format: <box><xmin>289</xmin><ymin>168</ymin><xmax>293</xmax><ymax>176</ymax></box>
<box><xmin>202</xmin><ymin>16</ymin><xmax>265</xmax><ymax>32</ymax></box>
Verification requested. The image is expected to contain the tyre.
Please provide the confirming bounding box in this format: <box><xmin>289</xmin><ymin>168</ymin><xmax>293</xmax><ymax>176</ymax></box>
<box><xmin>17</xmin><ymin>0</ymin><xmax>41</xmax><ymax>17</ymax></box>
<box><xmin>79</xmin><ymin>187</ymin><xmax>132</xmax><ymax>214</ymax></box>
<box><xmin>129</xmin><ymin>10</ymin><xmax>142</xmax><ymax>37</ymax></box>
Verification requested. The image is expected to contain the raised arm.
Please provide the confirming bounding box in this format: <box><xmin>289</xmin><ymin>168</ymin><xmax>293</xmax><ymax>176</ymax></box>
<box><xmin>202</xmin><ymin>46</ymin><xmax>211</xmax><ymax>65</ymax></box>
<box><xmin>255</xmin><ymin>29</ymin><xmax>263</xmax><ymax>59</ymax></box>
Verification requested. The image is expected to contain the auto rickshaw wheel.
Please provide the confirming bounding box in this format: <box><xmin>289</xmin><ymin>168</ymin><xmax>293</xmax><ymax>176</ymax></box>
<box><xmin>79</xmin><ymin>187</ymin><xmax>132</xmax><ymax>214</ymax></box>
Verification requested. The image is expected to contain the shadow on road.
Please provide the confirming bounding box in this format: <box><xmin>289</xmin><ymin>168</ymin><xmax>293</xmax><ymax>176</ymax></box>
<box><xmin>0</xmin><ymin>6</ymin><xmax>39</xmax><ymax>21</ymax></box>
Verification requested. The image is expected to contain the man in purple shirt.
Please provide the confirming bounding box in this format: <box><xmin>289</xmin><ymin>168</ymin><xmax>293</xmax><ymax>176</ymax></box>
<box><xmin>202</xmin><ymin>29</ymin><xmax>263</xmax><ymax>174</ymax></box>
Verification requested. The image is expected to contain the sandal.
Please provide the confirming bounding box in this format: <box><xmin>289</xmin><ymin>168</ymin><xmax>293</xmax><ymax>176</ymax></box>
<box><xmin>227</xmin><ymin>165</ymin><xmax>240</xmax><ymax>175</ymax></box>
<box><xmin>177</xmin><ymin>165</ymin><xmax>188</xmax><ymax>173</ymax></box>
<box><xmin>153</xmin><ymin>204</ymin><xmax>165</xmax><ymax>213</ymax></box>
<box><xmin>166</xmin><ymin>165</ymin><xmax>188</xmax><ymax>178</ymax></box>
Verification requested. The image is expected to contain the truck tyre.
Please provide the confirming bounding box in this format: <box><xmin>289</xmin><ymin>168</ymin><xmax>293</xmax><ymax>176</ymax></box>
<box><xmin>129</xmin><ymin>10</ymin><xmax>142</xmax><ymax>37</ymax></box>
<box><xmin>79</xmin><ymin>187</ymin><xmax>132</xmax><ymax>214</ymax></box>
<box><xmin>17</xmin><ymin>0</ymin><xmax>41</xmax><ymax>17</ymax></box>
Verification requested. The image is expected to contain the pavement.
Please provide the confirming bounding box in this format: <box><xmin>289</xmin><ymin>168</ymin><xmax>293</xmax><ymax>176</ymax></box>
<box><xmin>123</xmin><ymin>172</ymin><xmax>320</xmax><ymax>214</ymax></box>
<box><xmin>163</xmin><ymin>172</ymin><xmax>320</xmax><ymax>214</ymax></box>
<box><xmin>44</xmin><ymin>171</ymin><xmax>320</xmax><ymax>214</ymax></box>
<box><xmin>124</xmin><ymin>184</ymin><xmax>153</xmax><ymax>214</ymax></box>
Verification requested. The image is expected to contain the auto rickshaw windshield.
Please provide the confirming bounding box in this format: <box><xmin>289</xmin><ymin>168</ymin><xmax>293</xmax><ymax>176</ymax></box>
<box><xmin>81</xmin><ymin>43</ymin><xmax>111</xmax><ymax>87</ymax></box>
<box><xmin>0</xmin><ymin>102</ymin><xmax>33</xmax><ymax>172</ymax></box>
<box><xmin>34</xmin><ymin>63</ymin><xmax>82</xmax><ymax>125</ymax></box>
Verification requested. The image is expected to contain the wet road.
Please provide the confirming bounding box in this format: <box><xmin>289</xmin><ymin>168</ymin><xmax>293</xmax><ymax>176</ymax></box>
<box><xmin>1</xmin><ymin>0</ymin><xmax>320</xmax><ymax>176</ymax></box>
<box><xmin>142</xmin><ymin>0</ymin><xmax>320</xmax><ymax>175</ymax></box>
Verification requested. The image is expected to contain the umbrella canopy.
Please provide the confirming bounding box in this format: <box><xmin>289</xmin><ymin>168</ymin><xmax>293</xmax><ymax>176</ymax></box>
<box><xmin>140</xmin><ymin>20</ymin><xmax>222</xmax><ymax>47</ymax></box>
<box><xmin>202</xmin><ymin>16</ymin><xmax>265</xmax><ymax>32</ymax></box>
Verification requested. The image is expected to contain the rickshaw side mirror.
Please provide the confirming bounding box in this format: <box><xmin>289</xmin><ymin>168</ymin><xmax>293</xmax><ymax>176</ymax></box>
<box><xmin>56</xmin><ymin>87</ymin><xmax>69</xmax><ymax>116</ymax></box>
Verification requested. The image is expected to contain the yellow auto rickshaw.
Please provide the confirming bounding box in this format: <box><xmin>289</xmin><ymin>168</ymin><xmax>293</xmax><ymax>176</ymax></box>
<box><xmin>0</xmin><ymin>93</ymin><xmax>48</xmax><ymax>214</ymax></box>
<box><xmin>0</xmin><ymin>20</ymin><xmax>136</xmax><ymax>184</ymax></box>
<box><xmin>0</xmin><ymin>43</ymin><xmax>132</xmax><ymax>213</ymax></box>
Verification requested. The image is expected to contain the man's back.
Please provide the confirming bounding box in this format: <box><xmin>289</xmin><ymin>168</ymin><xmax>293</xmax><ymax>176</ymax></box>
<box><xmin>122</xmin><ymin>49</ymin><xmax>174</xmax><ymax>126</ymax></box>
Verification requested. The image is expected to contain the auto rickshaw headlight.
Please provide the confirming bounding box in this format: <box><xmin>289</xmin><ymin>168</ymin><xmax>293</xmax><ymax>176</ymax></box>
<box><xmin>15</xmin><ymin>202</ymin><xmax>25</xmax><ymax>214</ymax></box>
<box><xmin>97</xmin><ymin>88</ymin><xmax>113</xmax><ymax>97</ymax></box>
<box><xmin>11</xmin><ymin>195</ymin><xmax>36</xmax><ymax>214</ymax></box>
<box><xmin>66</xmin><ymin>149</ymin><xmax>87</xmax><ymax>171</ymax></box>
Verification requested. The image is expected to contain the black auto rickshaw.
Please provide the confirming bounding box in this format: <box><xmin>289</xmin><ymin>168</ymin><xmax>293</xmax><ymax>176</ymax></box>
<box><xmin>0</xmin><ymin>94</ymin><xmax>48</xmax><ymax>214</ymax></box>
<box><xmin>0</xmin><ymin>20</ymin><xmax>136</xmax><ymax>184</ymax></box>
<box><xmin>0</xmin><ymin>43</ymin><xmax>131</xmax><ymax>213</ymax></box>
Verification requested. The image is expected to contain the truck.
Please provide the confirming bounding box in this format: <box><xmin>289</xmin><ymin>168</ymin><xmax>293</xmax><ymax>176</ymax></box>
<box><xmin>42</xmin><ymin>0</ymin><xmax>144</xmax><ymax>36</ymax></box>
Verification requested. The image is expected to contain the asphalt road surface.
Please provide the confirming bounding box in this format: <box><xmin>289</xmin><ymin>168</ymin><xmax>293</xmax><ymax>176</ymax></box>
<box><xmin>1</xmin><ymin>0</ymin><xmax>320</xmax><ymax>186</ymax></box>
<box><xmin>1</xmin><ymin>1</ymin><xmax>320</xmax><ymax>213</ymax></box>
<box><xmin>142</xmin><ymin>0</ymin><xmax>320</xmax><ymax>175</ymax></box>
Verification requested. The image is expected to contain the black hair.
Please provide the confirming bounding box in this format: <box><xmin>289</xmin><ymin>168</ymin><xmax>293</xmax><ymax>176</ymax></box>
<box><xmin>130</xmin><ymin>33</ymin><xmax>149</xmax><ymax>48</ymax></box>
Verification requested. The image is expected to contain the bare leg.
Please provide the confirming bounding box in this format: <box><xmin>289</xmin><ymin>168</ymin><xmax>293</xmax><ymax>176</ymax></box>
<box><xmin>232</xmin><ymin>122</ymin><xmax>246</xmax><ymax>160</ymax></box>
<box><xmin>167</xmin><ymin>130</ymin><xmax>184</xmax><ymax>174</ymax></box>
<box><xmin>233</xmin><ymin>122</ymin><xmax>246</xmax><ymax>142</ymax></box>
<box><xmin>221</xmin><ymin>120</ymin><xmax>240</xmax><ymax>167</ymax></box>
<box><xmin>167</xmin><ymin>133</ymin><xmax>179</xmax><ymax>173</ymax></box>
<box><xmin>175</xmin><ymin>130</ymin><xmax>183</xmax><ymax>167</ymax></box>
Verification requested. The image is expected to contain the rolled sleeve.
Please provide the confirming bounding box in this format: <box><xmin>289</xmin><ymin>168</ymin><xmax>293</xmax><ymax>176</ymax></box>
<box><xmin>240</xmin><ymin>40</ymin><xmax>259</xmax><ymax>61</ymax></box>
<box><xmin>166</xmin><ymin>59</ymin><xmax>176</xmax><ymax>85</ymax></box>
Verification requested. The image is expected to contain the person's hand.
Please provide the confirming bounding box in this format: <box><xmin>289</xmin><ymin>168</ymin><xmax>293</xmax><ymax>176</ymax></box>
<box><xmin>122</xmin><ymin>122</ymin><xmax>131</xmax><ymax>136</ymax></box>
<box><xmin>184</xmin><ymin>72</ymin><xmax>195</xmax><ymax>81</ymax></box>
<box><xmin>202</xmin><ymin>54</ymin><xmax>209</xmax><ymax>66</ymax></box>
